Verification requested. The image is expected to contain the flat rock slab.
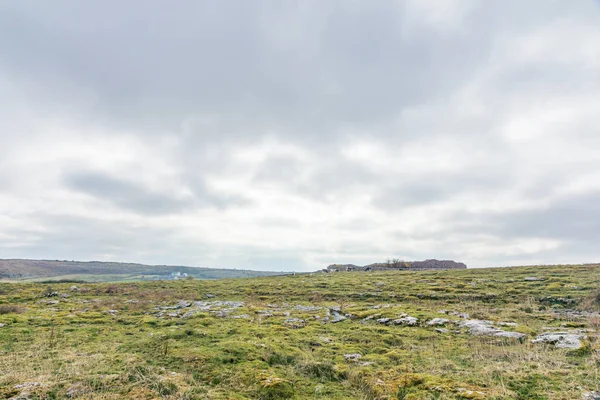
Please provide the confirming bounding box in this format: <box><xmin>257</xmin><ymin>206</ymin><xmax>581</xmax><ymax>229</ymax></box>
<box><xmin>532</xmin><ymin>332</ymin><xmax>587</xmax><ymax>349</ymax></box>
<box><xmin>427</xmin><ymin>318</ymin><xmax>450</xmax><ymax>326</ymax></box>
<box><xmin>582</xmin><ymin>391</ymin><xmax>600</xmax><ymax>400</ymax></box>
<box><xmin>459</xmin><ymin>319</ymin><xmax>525</xmax><ymax>339</ymax></box>
<box><xmin>344</xmin><ymin>353</ymin><xmax>362</xmax><ymax>361</ymax></box>
<box><xmin>283</xmin><ymin>318</ymin><xmax>305</xmax><ymax>328</ymax></box>
<box><xmin>394</xmin><ymin>316</ymin><xmax>419</xmax><ymax>326</ymax></box>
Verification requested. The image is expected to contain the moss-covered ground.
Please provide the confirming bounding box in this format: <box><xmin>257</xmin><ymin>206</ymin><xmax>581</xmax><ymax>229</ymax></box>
<box><xmin>0</xmin><ymin>265</ymin><xmax>599</xmax><ymax>399</ymax></box>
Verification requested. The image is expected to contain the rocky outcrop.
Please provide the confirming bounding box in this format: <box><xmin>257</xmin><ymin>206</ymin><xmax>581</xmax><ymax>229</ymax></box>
<box><xmin>532</xmin><ymin>332</ymin><xmax>587</xmax><ymax>349</ymax></box>
<box><xmin>459</xmin><ymin>319</ymin><xmax>525</xmax><ymax>339</ymax></box>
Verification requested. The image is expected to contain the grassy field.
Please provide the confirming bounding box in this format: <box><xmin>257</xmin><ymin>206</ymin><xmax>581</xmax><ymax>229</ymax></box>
<box><xmin>0</xmin><ymin>265</ymin><xmax>599</xmax><ymax>399</ymax></box>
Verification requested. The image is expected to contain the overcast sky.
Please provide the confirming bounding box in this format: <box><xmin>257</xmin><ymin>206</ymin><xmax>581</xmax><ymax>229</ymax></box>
<box><xmin>1</xmin><ymin>1</ymin><xmax>600</xmax><ymax>271</ymax></box>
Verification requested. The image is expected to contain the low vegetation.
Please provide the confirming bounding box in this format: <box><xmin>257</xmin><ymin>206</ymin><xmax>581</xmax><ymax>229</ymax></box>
<box><xmin>0</xmin><ymin>264</ymin><xmax>598</xmax><ymax>399</ymax></box>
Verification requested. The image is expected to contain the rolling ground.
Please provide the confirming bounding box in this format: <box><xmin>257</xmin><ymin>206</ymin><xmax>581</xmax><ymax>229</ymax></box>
<box><xmin>0</xmin><ymin>264</ymin><xmax>599</xmax><ymax>399</ymax></box>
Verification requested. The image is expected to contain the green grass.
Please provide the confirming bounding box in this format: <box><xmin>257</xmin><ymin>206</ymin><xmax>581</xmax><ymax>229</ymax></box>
<box><xmin>0</xmin><ymin>265</ymin><xmax>598</xmax><ymax>399</ymax></box>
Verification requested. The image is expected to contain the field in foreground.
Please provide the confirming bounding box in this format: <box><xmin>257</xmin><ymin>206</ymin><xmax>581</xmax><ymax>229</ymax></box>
<box><xmin>0</xmin><ymin>265</ymin><xmax>599</xmax><ymax>399</ymax></box>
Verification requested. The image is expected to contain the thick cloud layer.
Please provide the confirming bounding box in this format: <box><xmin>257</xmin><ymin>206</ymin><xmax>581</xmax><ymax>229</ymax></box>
<box><xmin>1</xmin><ymin>1</ymin><xmax>600</xmax><ymax>270</ymax></box>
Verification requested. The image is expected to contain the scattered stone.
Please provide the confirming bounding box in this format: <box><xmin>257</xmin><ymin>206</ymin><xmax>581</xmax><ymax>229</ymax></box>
<box><xmin>107</xmin><ymin>309</ymin><xmax>118</xmax><ymax>314</ymax></box>
<box><xmin>393</xmin><ymin>316</ymin><xmax>419</xmax><ymax>326</ymax></box>
<box><xmin>539</xmin><ymin>296</ymin><xmax>577</xmax><ymax>307</ymax></box>
<box><xmin>66</xmin><ymin>383</ymin><xmax>89</xmax><ymax>398</ymax></box>
<box><xmin>231</xmin><ymin>314</ymin><xmax>250</xmax><ymax>319</ymax></box>
<box><xmin>176</xmin><ymin>300</ymin><xmax>192</xmax><ymax>308</ymax></box>
<box><xmin>0</xmin><ymin>323</ymin><xmax>5</xmax><ymax>327</ymax></box>
<box><xmin>205</xmin><ymin>294</ymin><xmax>216</xmax><ymax>298</ymax></box>
<box><xmin>427</xmin><ymin>318</ymin><xmax>450</xmax><ymax>326</ymax></box>
<box><xmin>327</xmin><ymin>308</ymin><xmax>347</xmax><ymax>323</ymax></box>
<box><xmin>284</xmin><ymin>318</ymin><xmax>306</xmax><ymax>328</ymax></box>
<box><xmin>181</xmin><ymin>310</ymin><xmax>197</xmax><ymax>318</ymax></box>
<box><xmin>344</xmin><ymin>353</ymin><xmax>362</xmax><ymax>361</ymax></box>
<box><xmin>372</xmin><ymin>304</ymin><xmax>384</xmax><ymax>309</ymax></box>
<box><xmin>524</xmin><ymin>277</ymin><xmax>545</xmax><ymax>281</ymax></box>
<box><xmin>70</xmin><ymin>286</ymin><xmax>79</xmax><ymax>292</ymax></box>
<box><xmin>13</xmin><ymin>382</ymin><xmax>45</xmax><ymax>390</ymax></box>
<box><xmin>257</xmin><ymin>310</ymin><xmax>274</xmax><ymax>318</ymax></box>
<box><xmin>294</xmin><ymin>305</ymin><xmax>322</xmax><ymax>312</ymax></box>
<box><xmin>498</xmin><ymin>322</ymin><xmax>518</xmax><ymax>327</ymax></box>
<box><xmin>552</xmin><ymin>309</ymin><xmax>599</xmax><ymax>320</ymax></box>
<box><xmin>582</xmin><ymin>391</ymin><xmax>600</xmax><ymax>400</ymax></box>
<box><xmin>532</xmin><ymin>332</ymin><xmax>587</xmax><ymax>349</ymax></box>
<box><xmin>435</xmin><ymin>328</ymin><xmax>450</xmax><ymax>333</ymax></box>
<box><xmin>215</xmin><ymin>310</ymin><xmax>231</xmax><ymax>318</ymax></box>
<box><xmin>166</xmin><ymin>312</ymin><xmax>179</xmax><ymax>317</ymax></box>
<box><xmin>449</xmin><ymin>311</ymin><xmax>470</xmax><ymax>319</ymax></box>
<box><xmin>376</xmin><ymin>318</ymin><xmax>391</xmax><ymax>325</ymax></box>
<box><xmin>459</xmin><ymin>319</ymin><xmax>525</xmax><ymax>339</ymax></box>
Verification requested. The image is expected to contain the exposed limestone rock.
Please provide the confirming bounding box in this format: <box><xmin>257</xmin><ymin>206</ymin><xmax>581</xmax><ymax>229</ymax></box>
<box><xmin>459</xmin><ymin>319</ymin><xmax>525</xmax><ymax>339</ymax></box>
<box><xmin>66</xmin><ymin>383</ymin><xmax>89</xmax><ymax>398</ymax></box>
<box><xmin>344</xmin><ymin>353</ymin><xmax>362</xmax><ymax>361</ymax></box>
<box><xmin>532</xmin><ymin>332</ymin><xmax>587</xmax><ymax>349</ymax></box>
<box><xmin>176</xmin><ymin>300</ymin><xmax>192</xmax><ymax>308</ymax></box>
<box><xmin>393</xmin><ymin>316</ymin><xmax>418</xmax><ymax>326</ymax></box>
<box><xmin>284</xmin><ymin>318</ymin><xmax>305</xmax><ymax>328</ymax></box>
<box><xmin>326</xmin><ymin>308</ymin><xmax>347</xmax><ymax>323</ymax></box>
<box><xmin>427</xmin><ymin>318</ymin><xmax>450</xmax><ymax>326</ymax></box>
<box><xmin>294</xmin><ymin>305</ymin><xmax>322</xmax><ymax>312</ymax></box>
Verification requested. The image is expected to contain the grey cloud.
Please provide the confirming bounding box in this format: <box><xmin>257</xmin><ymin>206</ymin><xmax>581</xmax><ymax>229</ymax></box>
<box><xmin>1</xmin><ymin>1</ymin><xmax>600</xmax><ymax>269</ymax></box>
<box><xmin>485</xmin><ymin>191</ymin><xmax>600</xmax><ymax>241</ymax></box>
<box><xmin>372</xmin><ymin>168</ymin><xmax>513</xmax><ymax>210</ymax></box>
<box><xmin>253</xmin><ymin>156</ymin><xmax>302</xmax><ymax>184</ymax></box>
<box><xmin>252</xmin><ymin>156</ymin><xmax>381</xmax><ymax>203</ymax></box>
<box><xmin>64</xmin><ymin>170</ymin><xmax>247</xmax><ymax>215</ymax></box>
<box><xmin>0</xmin><ymin>1</ymin><xmax>498</xmax><ymax>143</ymax></box>
<box><xmin>65</xmin><ymin>171</ymin><xmax>192</xmax><ymax>215</ymax></box>
<box><xmin>0</xmin><ymin>213</ymin><xmax>209</xmax><ymax>266</ymax></box>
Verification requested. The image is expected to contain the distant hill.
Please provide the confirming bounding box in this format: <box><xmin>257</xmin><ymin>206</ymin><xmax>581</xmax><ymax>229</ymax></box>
<box><xmin>326</xmin><ymin>259</ymin><xmax>467</xmax><ymax>272</ymax></box>
<box><xmin>0</xmin><ymin>259</ymin><xmax>284</xmax><ymax>282</ymax></box>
